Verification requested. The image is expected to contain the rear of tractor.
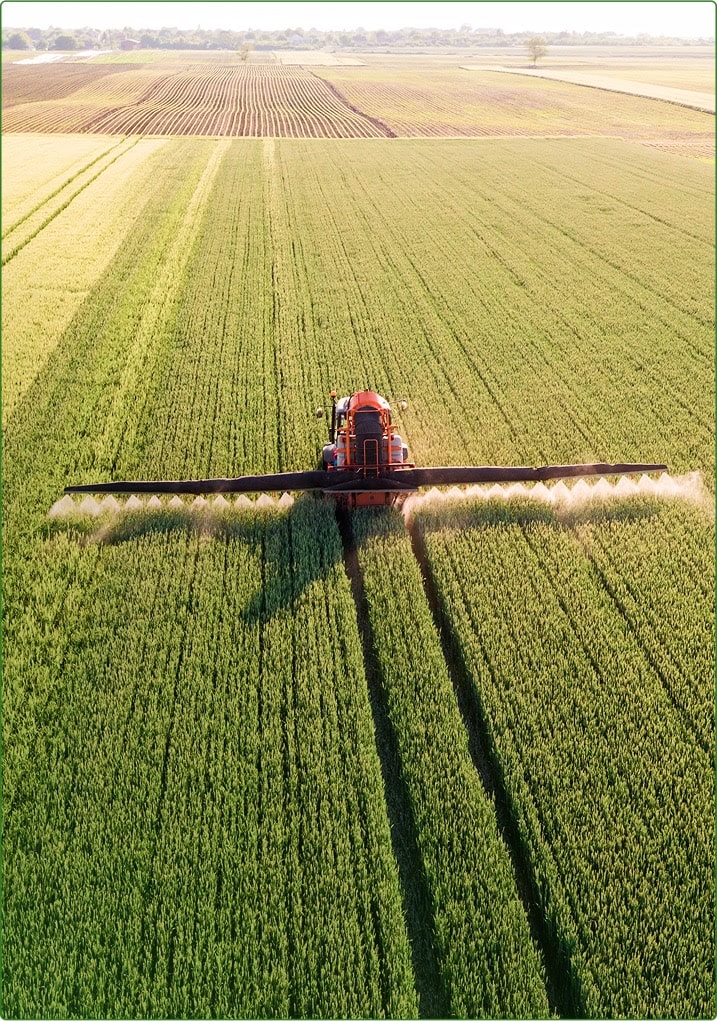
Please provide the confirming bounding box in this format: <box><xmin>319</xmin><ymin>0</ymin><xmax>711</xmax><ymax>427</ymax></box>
<box><xmin>320</xmin><ymin>390</ymin><xmax>413</xmax><ymax>507</ymax></box>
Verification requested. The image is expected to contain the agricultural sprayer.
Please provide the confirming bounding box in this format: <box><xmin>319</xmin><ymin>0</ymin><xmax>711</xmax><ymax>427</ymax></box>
<box><xmin>64</xmin><ymin>389</ymin><xmax>667</xmax><ymax>508</ymax></box>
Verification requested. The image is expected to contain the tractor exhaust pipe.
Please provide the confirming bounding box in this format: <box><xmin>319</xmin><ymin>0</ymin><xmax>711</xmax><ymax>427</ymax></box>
<box><xmin>329</xmin><ymin>390</ymin><xmax>337</xmax><ymax>443</ymax></box>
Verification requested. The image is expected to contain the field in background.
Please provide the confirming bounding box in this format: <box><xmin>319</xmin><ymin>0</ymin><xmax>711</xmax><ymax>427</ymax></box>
<box><xmin>1</xmin><ymin>48</ymin><xmax>713</xmax><ymax>153</ymax></box>
<box><xmin>314</xmin><ymin>62</ymin><xmax>713</xmax><ymax>145</ymax></box>
<box><xmin>3</xmin><ymin>45</ymin><xmax>715</xmax><ymax>1020</ymax></box>
<box><xmin>440</xmin><ymin>44</ymin><xmax>715</xmax><ymax>90</ymax></box>
<box><xmin>4</xmin><ymin>43</ymin><xmax>713</xmax><ymax>86</ymax></box>
<box><xmin>460</xmin><ymin>64</ymin><xmax>712</xmax><ymax>115</ymax></box>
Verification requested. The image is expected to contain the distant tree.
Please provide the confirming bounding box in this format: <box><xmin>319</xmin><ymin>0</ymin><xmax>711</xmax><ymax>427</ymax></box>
<box><xmin>4</xmin><ymin>31</ymin><xmax>32</xmax><ymax>49</ymax></box>
<box><xmin>238</xmin><ymin>42</ymin><xmax>251</xmax><ymax>62</ymax></box>
<box><xmin>527</xmin><ymin>36</ymin><xmax>547</xmax><ymax>66</ymax></box>
<box><xmin>3</xmin><ymin>22</ymin><xmax>698</xmax><ymax>56</ymax></box>
<box><xmin>52</xmin><ymin>33</ymin><xmax>77</xmax><ymax>50</ymax></box>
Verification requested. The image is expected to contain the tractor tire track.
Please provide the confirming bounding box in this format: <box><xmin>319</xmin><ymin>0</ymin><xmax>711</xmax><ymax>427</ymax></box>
<box><xmin>2</xmin><ymin>137</ymin><xmax>140</xmax><ymax>266</ymax></box>
<box><xmin>568</xmin><ymin>526</ymin><xmax>713</xmax><ymax>759</ymax></box>
<box><xmin>336</xmin><ymin>505</ymin><xmax>448</xmax><ymax>1020</ymax></box>
<box><xmin>405</xmin><ymin>514</ymin><xmax>579</xmax><ymax>1019</ymax></box>
<box><xmin>2</xmin><ymin>136</ymin><xmax>130</xmax><ymax>242</ymax></box>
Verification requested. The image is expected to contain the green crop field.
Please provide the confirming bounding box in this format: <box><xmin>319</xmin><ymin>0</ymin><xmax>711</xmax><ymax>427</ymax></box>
<box><xmin>2</xmin><ymin>47</ymin><xmax>714</xmax><ymax>1020</ymax></box>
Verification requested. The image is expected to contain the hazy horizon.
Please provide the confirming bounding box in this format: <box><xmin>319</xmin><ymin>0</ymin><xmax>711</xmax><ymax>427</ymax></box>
<box><xmin>2</xmin><ymin>1</ymin><xmax>715</xmax><ymax>40</ymax></box>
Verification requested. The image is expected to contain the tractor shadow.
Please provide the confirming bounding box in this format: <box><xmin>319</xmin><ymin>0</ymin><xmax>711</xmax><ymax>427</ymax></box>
<box><xmin>48</xmin><ymin>493</ymin><xmax>349</xmax><ymax>625</ymax></box>
<box><xmin>47</xmin><ymin>489</ymin><xmax>668</xmax><ymax>627</ymax></box>
<box><xmin>42</xmin><ymin>488</ymin><xmax>674</xmax><ymax>1020</ymax></box>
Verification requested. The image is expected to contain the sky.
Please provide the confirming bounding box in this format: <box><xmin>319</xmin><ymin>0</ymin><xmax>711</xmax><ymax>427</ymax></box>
<box><xmin>1</xmin><ymin>1</ymin><xmax>714</xmax><ymax>39</ymax></box>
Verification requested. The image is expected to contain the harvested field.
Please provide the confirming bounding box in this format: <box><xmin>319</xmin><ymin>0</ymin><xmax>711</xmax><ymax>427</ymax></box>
<box><xmin>314</xmin><ymin>63</ymin><xmax>714</xmax><ymax>146</ymax></box>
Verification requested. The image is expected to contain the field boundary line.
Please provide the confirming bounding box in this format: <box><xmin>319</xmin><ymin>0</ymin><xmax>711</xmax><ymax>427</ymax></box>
<box><xmin>314</xmin><ymin>72</ymin><xmax>397</xmax><ymax>137</ymax></box>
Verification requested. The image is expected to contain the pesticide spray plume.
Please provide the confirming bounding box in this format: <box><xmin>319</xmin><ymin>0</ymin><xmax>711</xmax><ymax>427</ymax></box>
<box><xmin>47</xmin><ymin>491</ymin><xmax>296</xmax><ymax>542</ymax></box>
<box><xmin>402</xmin><ymin>471</ymin><xmax>713</xmax><ymax>523</ymax></box>
<box><xmin>49</xmin><ymin>492</ymin><xmax>295</xmax><ymax>516</ymax></box>
<box><xmin>48</xmin><ymin>472</ymin><xmax>711</xmax><ymax>542</ymax></box>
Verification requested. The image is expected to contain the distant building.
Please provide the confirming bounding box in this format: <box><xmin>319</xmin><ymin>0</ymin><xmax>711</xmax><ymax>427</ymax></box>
<box><xmin>120</xmin><ymin>38</ymin><xmax>140</xmax><ymax>50</ymax></box>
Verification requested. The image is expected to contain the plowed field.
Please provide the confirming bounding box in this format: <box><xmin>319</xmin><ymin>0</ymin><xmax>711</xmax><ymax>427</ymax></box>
<box><xmin>2</xmin><ymin>53</ymin><xmax>713</xmax><ymax>151</ymax></box>
<box><xmin>2</xmin><ymin>63</ymin><xmax>393</xmax><ymax>137</ymax></box>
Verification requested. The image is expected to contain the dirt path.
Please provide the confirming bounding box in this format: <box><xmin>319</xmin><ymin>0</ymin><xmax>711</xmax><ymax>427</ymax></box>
<box><xmin>463</xmin><ymin>65</ymin><xmax>715</xmax><ymax>114</ymax></box>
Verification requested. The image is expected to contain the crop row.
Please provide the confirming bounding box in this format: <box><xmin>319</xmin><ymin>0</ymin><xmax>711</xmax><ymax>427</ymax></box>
<box><xmin>213</xmin><ymin>136</ymin><xmax>713</xmax><ymax>1015</ymax></box>
<box><xmin>351</xmin><ymin>508</ymin><xmax>551</xmax><ymax>1017</ymax></box>
<box><xmin>4</xmin><ymin>135</ymin><xmax>713</xmax><ymax>1017</ymax></box>
<box><xmin>2</xmin><ymin>64</ymin><xmax>391</xmax><ymax>138</ymax></box>
<box><xmin>243</xmin><ymin>138</ymin><xmax>712</xmax><ymax>479</ymax></box>
<box><xmin>2</xmin><ymin>134</ymin><xmax>122</xmax><ymax>231</ymax></box>
<box><xmin>101</xmin><ymin>140</ymin><xmax>559</xmax><ymax>1011</ymax></box>
<box><xmin>1</xmin><ymin>135</ymin><xmax>566</xmax><ymax>1016</ymax></box>
<box><xmin>118</xmin><ymin>140</ymin><xmax>283</xmax><ymax>480</ymax></box>
<box><xmin>3</xmin><ymin>139</ymin><xmax>418</xmax><ymax>1016</ymax></box>
<box><xmin>570</xmin><ymin>506</ymin><xmax>714</xmax><ymax>754</ymax></box>
<box><xmin>5</xmin><ymin>499</ymin><xmax>418</xmax><ymax>1017</ymax></box>
<box><xmin>1</xmin><ymin>136</ymin><xmax>177</xmax><ymax>428</ymax></box>
<box><xmin>412</xmin><ymin>494</ymin><xmax>714</xmax><ymax>1017</ymax></box>
<box><xmin>3</xmin><ymin>140</ymin><xmax>235</xmax><ymax>759</ymax></box>
<box><xmin>2</xmin><ymin>137</ymin><xmax>139</xmax><ymax>265</ymax></box>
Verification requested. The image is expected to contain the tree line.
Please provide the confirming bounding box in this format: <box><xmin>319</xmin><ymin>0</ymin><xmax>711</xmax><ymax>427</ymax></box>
<box><xmin>2</xmin><ymin>23</ymin><xmax>712</xmax><ymax>52</ymax></box>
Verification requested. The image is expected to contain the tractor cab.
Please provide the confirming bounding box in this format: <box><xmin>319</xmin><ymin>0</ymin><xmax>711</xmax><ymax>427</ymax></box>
<box><xmin>321</xmin><ymin>391</ymin><xmax>409</xmax><ymax>473</ymax></box>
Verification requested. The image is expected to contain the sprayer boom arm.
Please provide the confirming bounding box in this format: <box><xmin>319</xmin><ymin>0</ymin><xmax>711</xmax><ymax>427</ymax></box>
<box><xmin>65</xmin><ymin>461</ymin><xmax>667</xmax><ymax>497</ymax></box>
<box><xmin>64</xmin><ymin>471</ymin><xmax>329</xmax><ymax>496</ymax></box>
<box><xmin>396</xmin><ymin>462</ymin><xmax>668</xmax><ymax>487</ymax></box>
